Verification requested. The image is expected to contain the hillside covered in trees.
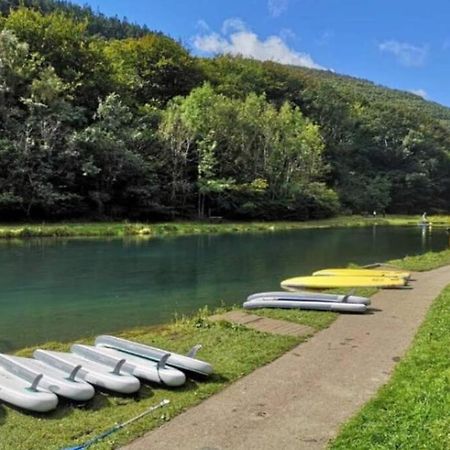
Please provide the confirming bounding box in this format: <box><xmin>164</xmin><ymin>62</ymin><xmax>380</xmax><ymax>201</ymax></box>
<box><xmin>1</xmin><ymin>1</ymin><xmax>449</xmax><ymax>220</ymax></box>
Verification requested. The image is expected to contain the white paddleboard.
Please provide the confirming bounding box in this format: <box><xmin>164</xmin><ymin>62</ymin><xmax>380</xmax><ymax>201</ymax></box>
<box><xmin>0</xmin><ymin>366</ymin><xmax>58</xmax><ymax>412</ymax></box>
<box><xmin>0</xmin><ymin>354</ymin><xmax>94</xmax><ymax>401</ymax></box>
<box><xmin>243</xmin><ymin>299</ymin><xmax>367</xmax><ymax>313</ymax></box>
<box><xmin>95</xmin><ymin>335</ymin><xmax>213</xmax><ymax>376</ymax></box>
<box><xmin>34</xmin><ymin>350</ymin><xmax>140</xmax><ymax>394</ymax></box>
<box><xmin>71</xmin><ymin>344</ymin><xmax>186</xmax><ymax>387</ymax></box>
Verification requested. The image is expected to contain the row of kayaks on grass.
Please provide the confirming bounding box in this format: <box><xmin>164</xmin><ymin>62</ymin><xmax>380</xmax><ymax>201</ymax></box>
<box><xmin>244</xmin><ymin>266</ymin><xmax>412</xmax><ymax>313</ymax></box>
<box><xmin>0</xmin><ymin>335</ymin><xmax>213</xmax><ymax>413</ymax></box>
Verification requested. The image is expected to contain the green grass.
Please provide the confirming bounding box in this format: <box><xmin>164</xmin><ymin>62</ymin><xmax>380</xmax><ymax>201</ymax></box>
<box><xmin>0</xmin><ymin>310</ymin><xmax>301</xmax><ymax>450</ymax></box>
<box><xmin>389</xmin><ymin>249</ymin><xmax>450</xmax><ymax>272</ymax></box>
<box><xmin>0</xmin><ymin>214</ymin><xmax>448</xmax><ymax>239</ymax></box>
<box><xmin>329</xmin><ymin>285</ymin><xmax>450</xmax><ymax>450</ymax></box>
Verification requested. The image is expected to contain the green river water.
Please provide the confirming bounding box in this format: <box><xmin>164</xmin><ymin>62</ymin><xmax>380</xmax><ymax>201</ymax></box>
<box><xmin>0</xmin><ymin>225</ymin><xmax>447</xmax><ymax>352</ymax></box>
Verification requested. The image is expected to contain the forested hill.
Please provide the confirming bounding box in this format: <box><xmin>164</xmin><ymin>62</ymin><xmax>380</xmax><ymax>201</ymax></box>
<box><xmin>0</xmin><ymin>0</ymin><xmax>152</xmax><ymax>38</ymax></box>
<box><xmin>1</xmin><ymin>3</ymin><xmax>449</xmax><ymax>220</ymax></box>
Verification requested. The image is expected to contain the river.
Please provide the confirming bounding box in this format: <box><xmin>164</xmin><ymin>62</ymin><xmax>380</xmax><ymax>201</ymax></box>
<box><xmin>0</xmin><ymin>225</ymin><xmax>447</xmax><ymax>352</ymax></box>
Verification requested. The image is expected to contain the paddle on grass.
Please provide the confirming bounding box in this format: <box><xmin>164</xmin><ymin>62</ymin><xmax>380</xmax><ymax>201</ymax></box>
<box><xmin>62</xmin><ymin>399</ymin><xmax>170</xmax><ymax>450</ymax></box>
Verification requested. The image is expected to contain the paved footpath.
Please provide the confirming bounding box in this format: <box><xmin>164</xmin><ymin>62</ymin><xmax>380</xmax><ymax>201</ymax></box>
<box><xmin>124</xmin><ymin>265</ymin><xmax>450</xmax><ymax>450</ymax></box>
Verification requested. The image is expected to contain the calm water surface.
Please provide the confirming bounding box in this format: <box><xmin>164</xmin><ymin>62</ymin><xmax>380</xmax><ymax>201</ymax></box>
<box><xmin>0</xmin><ymin>226</ymin><xmax>447</xmax><ymax>352</ymax></box>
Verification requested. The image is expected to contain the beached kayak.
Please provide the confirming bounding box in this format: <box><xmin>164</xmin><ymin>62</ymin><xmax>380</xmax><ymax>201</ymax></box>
<box><xmin>312</xmin><ymin>268</ymin><xmax>411</xmax><ymax>280</ymax></box>
<box><xmin>281</xmin><ymin>275</ymin><xmax>407</xmax><ymax>290</ymax></box>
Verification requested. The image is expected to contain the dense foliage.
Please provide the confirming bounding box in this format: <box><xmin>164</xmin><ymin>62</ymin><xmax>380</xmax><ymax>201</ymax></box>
<box><xmin>0</xmin><ymin>2</ymin><xmax>449</xmax><ymax>220</ymax></box>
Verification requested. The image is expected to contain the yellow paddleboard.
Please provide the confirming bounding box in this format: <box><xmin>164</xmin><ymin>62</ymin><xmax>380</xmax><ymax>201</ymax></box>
<box><xmin>313</xmin><ymin>268</ymin><xmax>411</xmax><ymax>280</ymax></box>
<box><xmin>281</xmin><ymin>275</ymin><xmax>407</xmax><ymax>290</ymax></box>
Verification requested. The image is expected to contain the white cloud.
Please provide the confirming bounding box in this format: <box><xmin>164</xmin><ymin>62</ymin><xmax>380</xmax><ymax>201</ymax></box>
<box><xmin>193</xmin><ymin>19</ymin><xmax>325</xmax><ymax>70</ymax></box>
<box><xmin>196</xmin><ymin>20</ymin><xmax>210</xmax><ymax>32</ymax></box>
<box><xmin>279</xmin><ymin>28</ymin><xmax>296</xmax><ymax>41</ymax></box>
<box><xmin>221</xmin><ymin>18</ymin><xmax>246</xmax><ymax>34</ymax></box>
<box><xmin>410</xmin><ymin>89</ymin><xmax>427</xmax><ymax>99</ymax></box>
<box><xmin>268</xmin><ymin>0</ymin><xmax>289</xmax><ymax>17</ymax></box>
<box><xmin>378</xmin><ymin>40</ymin><xmax>428</xmax><ymax>67</ymax></box>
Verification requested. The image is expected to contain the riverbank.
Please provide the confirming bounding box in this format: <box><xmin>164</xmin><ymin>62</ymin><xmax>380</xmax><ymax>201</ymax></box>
<box><xmin>0</xmin><ymin>214</ymin><xmax>449</xmax><ymax>239</ymax></box>
<box><xmin>1</xmin><ymin>249</ymin><xmax>449</xmax><ymax>449</ymax></box>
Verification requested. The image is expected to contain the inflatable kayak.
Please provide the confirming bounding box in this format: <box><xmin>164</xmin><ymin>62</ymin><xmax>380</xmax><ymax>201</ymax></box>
<box><xmin>247</xmin><ymin>291</ymin><xmax>370</xmax><ymax>305</ymax></box>
<box><xmin>0</xmin><ymin>354</ymin><xmax>94</xmax><ymax>401</ymax></box>
<box><xmin>244</xmin><ymin>298</ymin><xmax>367</xmax><ymax>313</ymax></box>
<box><xmin>95</xmin><ymin>335</ymin><xmax>213</xmax><ymax>376</ymax></box>
<box><xmin>313</xmin><ymin>268</ymin><xmax>411</xmax><ymax>280</ymax></box>
<box><xmin>0</xmin><ymin>366</ymin><xmax>58</xmax><ymax>412</ymax></box>
<box><xmin>71</xmin><ymin>344</ymin><xmax>186</xmax><ymax>387</ymax></box>
<box><xmin>34</xmin><ymin>350</ymin><xmax>140</xmax><ymax>394</ymax></box>
<box><xmin>281</xmin><ymin>275</ymin><xmax>407</xmax><ymax>290</ymax></box>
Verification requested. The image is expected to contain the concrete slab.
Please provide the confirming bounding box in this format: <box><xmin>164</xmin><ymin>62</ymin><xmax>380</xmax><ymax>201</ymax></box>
<box><xmin>209</xmin><ymin>311</ymin><xmax>315</xmax><ymax>337</ymax></box>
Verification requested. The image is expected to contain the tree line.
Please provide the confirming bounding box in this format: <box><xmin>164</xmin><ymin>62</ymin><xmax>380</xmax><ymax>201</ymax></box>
<box><xmin>0</xmin><ymin>4</ymin><xmax>449</xmax><ymax>220</ymax></box>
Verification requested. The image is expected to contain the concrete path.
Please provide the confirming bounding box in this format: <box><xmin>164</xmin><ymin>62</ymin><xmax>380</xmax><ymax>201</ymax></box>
<box><xmin>209</xmin><ymin>310</ymin><xmax>315</xmax><ymax>337</ymax></box>
<box><xmin>124</xmin><ymin>265</ymin><xmax>450</xmax><ymax>450</ymax></box>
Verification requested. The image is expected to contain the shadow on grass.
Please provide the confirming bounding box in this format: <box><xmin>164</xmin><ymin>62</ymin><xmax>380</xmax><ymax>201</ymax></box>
<box><xmin>0</xmin><ymin>400</ymin><xmax>77</xmax><ymax>421</ymax></box>
<box><xmin>0</xmin><ymin>404</ymin><xmax>6</xmax><ymax>425</ymax></box>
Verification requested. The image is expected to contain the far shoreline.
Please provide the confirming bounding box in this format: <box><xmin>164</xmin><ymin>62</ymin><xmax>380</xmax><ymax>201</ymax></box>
<box><xmin>0</xmin><ymin>214</ymin><xmax>449</xmax><ymax>240</ymax></box>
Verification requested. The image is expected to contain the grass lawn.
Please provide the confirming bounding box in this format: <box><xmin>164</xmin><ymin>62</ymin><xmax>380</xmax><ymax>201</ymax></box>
<box><xmin>0</xmin><ymin>214</ymin><xmax>448</xmax><ymax>239</ymax></box>
<box><xmin>330</xmin><ymin>285</ymin><xmax>450</xmax><ymax>450</ymax></box>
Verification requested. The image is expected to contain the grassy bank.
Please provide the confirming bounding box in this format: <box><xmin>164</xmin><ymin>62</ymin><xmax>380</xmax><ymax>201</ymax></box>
<box><xmin>330</xmin><ymin>285</ymin><xmax>450</xmax><ymax>450</ymax></box>
<box><xmin>0</xmin><ymin>311</ymin><xmax>301</xmax><ymax>450</ymax></box>
<box><xmin>390</xmin><ymin>248</ymin><xmax>450</xmax><ymax>271</ymax></box>
<box><xmin>0</xmin><ymin>214</ymin><xmax>449</xmax><ymax>239</ymax></box>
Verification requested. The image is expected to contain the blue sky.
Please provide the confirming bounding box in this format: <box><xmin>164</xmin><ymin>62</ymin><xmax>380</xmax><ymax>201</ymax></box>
<box><xmin>72</xmin><ymin>0</ymin><xmax>450</xmax><ymax>107</ymax></box>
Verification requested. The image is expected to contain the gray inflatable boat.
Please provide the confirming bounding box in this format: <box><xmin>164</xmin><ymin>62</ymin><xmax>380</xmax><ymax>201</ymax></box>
<box><xmin>243</xmin><ymin>298</ymin><xmax>367</xmax><ymax>313</ymax></box>
<box><xmin>247</xmin><ymin>291</ymin><xmax>370</xmax><ymax>305</ymax></box>
<box><xmin>95</xmin><ymin>335</ymin><xmax>213</xmax><ymax>376</ymax></box>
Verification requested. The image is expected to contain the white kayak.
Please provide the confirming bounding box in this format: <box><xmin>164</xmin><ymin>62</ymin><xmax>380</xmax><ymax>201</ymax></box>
<box><xmin>0</xmin><ymin>354</ymin><xmax>94</xmax><ymax>401</ymax></box>
<box><xmin>95</xmin><ymin>335</ymin><xmax>213</xmax><ymax>376</ymax></box>
<box><xmin>243</xmin><ymin>298</ymin><xmax>367</xmax><ymax>313</ymax></box>
<box><xmin>247</xmin><ymin>291</ymin><xmax>370</xmax><ymax>305</ymax></box>
<box><xmin>0</xmin><ymin>366</ymin><xmax>58</xmax><ymax>412</ymax></box>
<box><xmin>71</xmin><ymin>344</ymin><xmax>186</xmax><ymax>387</ymax></box>
<box><xmin>34</xmin><ymin>350</ymin><xmax>140</xmax><ymax>394</ymax></box>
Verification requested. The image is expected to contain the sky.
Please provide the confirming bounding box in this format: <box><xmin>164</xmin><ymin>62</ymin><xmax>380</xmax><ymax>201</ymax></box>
<box><xmin>71</xmin><ymin>0</ymin><xmax>450</xmax><ymax>107</ymax></box>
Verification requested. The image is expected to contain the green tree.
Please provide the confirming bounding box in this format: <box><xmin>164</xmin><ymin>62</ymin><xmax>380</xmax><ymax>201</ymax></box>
<box><xmin>104</xmin><ymin>34</ymin><xmax>203</xmax><ymax>106</ymax></box>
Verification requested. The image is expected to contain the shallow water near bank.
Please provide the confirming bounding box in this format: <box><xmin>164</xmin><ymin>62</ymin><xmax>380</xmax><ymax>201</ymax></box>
<box><xmin>0</xmin><ymin>225</ymin><xmax>447</xmax><ymax>352</ymax></box>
